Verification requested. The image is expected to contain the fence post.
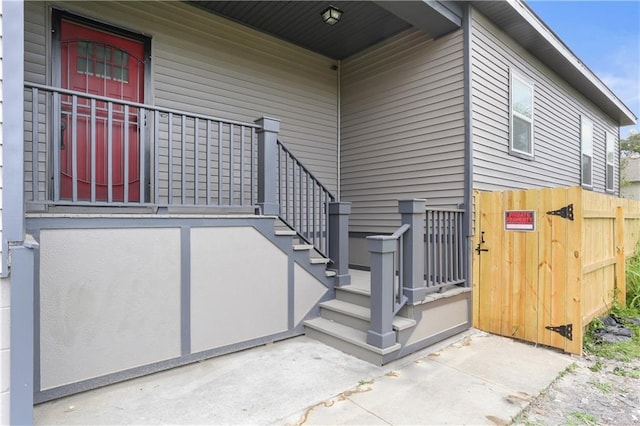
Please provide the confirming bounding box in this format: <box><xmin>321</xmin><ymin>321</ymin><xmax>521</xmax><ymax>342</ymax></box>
<box><xmin>615</xmin><ymin>206</ymin><xmax>626</xmax><ymax>306</ymax></box>
<box><xmin>398</xmin><ymin>199</ymin><xmax>427</xmax><ymax>304</ymax></box>
<box><xmin>366</xmin><ymin>236</ymin><xmax>397</xmax><ymax>349</ymax></box>
<box><xmin>255</xmin><ymin>117</ymin><xmax>280</xmax><ymax>215</ymax></box>
<box><xmin>329</xmin><ymin>202</ymin><xmax>351</xmax><ymax>286</ymax></box>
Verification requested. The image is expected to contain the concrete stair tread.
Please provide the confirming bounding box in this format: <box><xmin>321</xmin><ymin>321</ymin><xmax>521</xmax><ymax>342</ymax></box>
<box><xmin>320</xmin><ymin>299</ymin><xmax>416</xmax><ymax>331</ymax></box>
<box><xmin>293</xmin><ymin>244</ymin><xmax>313</xmax><ymax>251</ymax></box>
<box><xmin>275</xmin><ymin>229</ymin><xmax>297</xmax><ymax>236</ymax></box>
<box><xmin>325</xmin><ymin>270</ymin><xmax>337</xmax><ymax>277</ymax></box>
<box><xmin>310</xmin><ymin>257</ymin><xmax>330</xmax><ymax>264</ymax></box>
<box><xmin>304</xmin><ymin>317</ymin><xmax>401</xmax><ymax>356</ymax></box>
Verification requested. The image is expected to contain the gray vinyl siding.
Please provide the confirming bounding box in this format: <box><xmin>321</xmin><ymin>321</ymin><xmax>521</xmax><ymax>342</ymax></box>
<box><xmin>471</xmin><ymin>10</ymin><xmax>619</xmax><ymax>194</ymax></box>
<box><xmin>24</xmin><ymin>1</ymin><xmax>338</xmax><ymax>197</ymax></box>
<box><xmin>341</xmin><ymin>29</ymin><xmax>465</xmax><ymax>234</ymax></box>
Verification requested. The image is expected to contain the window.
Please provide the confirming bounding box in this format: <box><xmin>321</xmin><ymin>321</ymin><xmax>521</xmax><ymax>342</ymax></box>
<box><xmin>77</xmin><ymin>41</ymin><xmax>130</xmax><ymax>83</ymax></box>
<box><xmin>510</xmin><ymin>71</ymin><xmax>534</xmax><ymax>158</ymax></box>
<box><xmin>581</xmin><ymin>116</ymin><xmax>593</xmax><ymax>187</ymax></box>
<box><xmin>606</xmin><ymin>132</ymin><xmax>615</xmax><ymax>192</ymax></box>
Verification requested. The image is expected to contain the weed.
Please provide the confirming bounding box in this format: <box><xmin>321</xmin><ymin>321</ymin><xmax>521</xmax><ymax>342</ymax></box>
<box><xmin>588</xmin><ymin>361</ymin><xmax>603</xmax><ymax>372</ymax></box>
<box><xmin>558</xmin><ymin>363</ymin><xmax>578</xmax><ymax>378</ymax></box>
<box><xmin>589</xmin><ymin>380</ymin><xmax>613</xmax><ymax>393</ymax></box>
<box><xmin>584</xmin><ymin>245</ymin><xmax>640</xmax><ymax>361</ymax></box>
<box><xmin>358</xmin><ymin>379</ymin><xmax>373</xmax><ymax>386</ymax></box>
<box><xmin>567</xmin><ymin>411</ymin><xmax>597</xmax><ymax>425</ymax></box>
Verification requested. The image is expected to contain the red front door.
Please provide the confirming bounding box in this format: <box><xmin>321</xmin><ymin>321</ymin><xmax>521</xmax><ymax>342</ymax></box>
<box><xmin>60</xmin><ymin>20</ymin><xmax>145</xmax><ymax>202</ymax></box>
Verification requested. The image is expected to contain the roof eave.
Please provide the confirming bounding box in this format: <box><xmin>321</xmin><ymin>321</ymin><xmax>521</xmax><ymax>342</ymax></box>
<box><xmin>473</xmin><ymin>0</ymin><xmax>637</xmax><ymax>126</ymax></box>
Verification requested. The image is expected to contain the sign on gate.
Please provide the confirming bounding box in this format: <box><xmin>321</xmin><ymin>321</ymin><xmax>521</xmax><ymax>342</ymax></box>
<box><xmin>504</xmin><ymin>210</ymin><xmax>536</xmax><ymax>231</ymax></box>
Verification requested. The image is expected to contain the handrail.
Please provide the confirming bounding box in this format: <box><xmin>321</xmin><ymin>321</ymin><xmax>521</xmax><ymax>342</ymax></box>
<box><xmin>25</xmin><ymin>82</ymin><xmax>260</xmax><ymax>129</ymax></box>
<box><xmin>391</xmin><ymin>223</ymin><xmax>411</xmax><ymax>239</ymax></box>
<box><xmin>276</xmin><ymin>139</ymin><xmax>335</xmax><ymax>258</ymax></box>
<box><xmin>276</xmin><ymin>140</ymin><xmax>335</xmax><ymax>200</ymax></box>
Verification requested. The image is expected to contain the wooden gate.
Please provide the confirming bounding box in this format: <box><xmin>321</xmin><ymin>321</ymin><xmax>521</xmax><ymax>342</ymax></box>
<box><xmin>473</xmin><ymin>187</ymin><xmax>640</xmax><ymax>354</ymax></box>
<box><xmin>474</xmin><ymin>187</ymin><xmax>610</xmax><ymax>355</ymax></box>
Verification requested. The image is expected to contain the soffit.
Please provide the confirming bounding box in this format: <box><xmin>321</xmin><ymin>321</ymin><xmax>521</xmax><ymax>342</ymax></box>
<box><xmin>192</xmin><ymin>1</ymin><xmax>414</xmax><ymax>60</ymax></box>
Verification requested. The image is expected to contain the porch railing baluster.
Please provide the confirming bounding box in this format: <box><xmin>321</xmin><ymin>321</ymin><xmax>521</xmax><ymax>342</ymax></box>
<box><xmin>71</xmin><ymin>95</ymin><xmax>78</xmax><ymax>202</ymax></box>
<box><xmin>107</xmin><ymin>101</ymin><xmax>113</xmax><ymax>203</ymax></box>
<box><xmin>181</xmin><ymin>114</ymin><xmax>186</xmax><ymax>204</ymax></box>
<box><xmin>194</xmin><ymin>117</ymin><xmax>199</xmax><ymax>205</ymax></box>
<box><xmin>139</xmin><ymin>108</ymin><xmax>146</xmax><ymax>203</ymax></box>
<box><xmin>168</xmin><ymin>112</ymin><xmax>174</xmax><ymax>205</ymax></box>
<box><xmin>124</xmin><ymin>104</ymin><xmax>130</xmax><ymax>203</ymax></box>
<box><xmin>90</xmin><ymin>99</ymin><xmax>97</xmax><ymax>203</ymax></box>
<box><xmin>31</xmin><ymin>88</ymin><xmax>39</xmax><ymax>200</ymax></box>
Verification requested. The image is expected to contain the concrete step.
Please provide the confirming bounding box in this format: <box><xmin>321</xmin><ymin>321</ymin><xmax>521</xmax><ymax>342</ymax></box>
<box><xmin>335</xmin><ymin>285</ymin><xmax>371</xmax><ymax>308</ymax></box>
<box><xmin>304</xmin><ymin>317</ymin><xmax>401</xmax><ymax>366</ymax></box>
<box><xmin>274</xmin><ymin>229</ymin><xmax>297</xmax><ymax>236</ymax></box>
<box><xmin>293</xmin><ymin>244</ymin><xmax>313</xmax><ymax>251</ymax></box>
<box><xmin>310</xmin><ymin>257</ymin><xmax>330</xmax><ymax>265</ymax></box>
<box><xmin>320</xmin><ymin>299</ymin><xmax>416</xmax><ymax>333</ymax></box>
<box><xmin>325</xmin><ymin>270</ymin><xmax>337</xmax><ymax>278</ymax></box>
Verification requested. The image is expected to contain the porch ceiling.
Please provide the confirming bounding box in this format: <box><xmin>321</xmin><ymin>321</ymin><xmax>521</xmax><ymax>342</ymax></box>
<box><xmin>192</xmin><ymin>1</ymin><xmax>423</xmax><ymax>60</ymax></box>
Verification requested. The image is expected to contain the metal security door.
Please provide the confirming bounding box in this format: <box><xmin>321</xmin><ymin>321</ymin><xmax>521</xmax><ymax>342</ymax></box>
<box><xmin>59</xmin><ymin>20</ymin><xmax>145</xmax><ymax>202</ymax></box>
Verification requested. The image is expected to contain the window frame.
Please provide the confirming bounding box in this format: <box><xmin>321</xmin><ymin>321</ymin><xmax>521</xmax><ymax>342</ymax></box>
<box><xmin>509</xmin><ymin>70</ymin><xmax>535</xmax><ymax>160</ymax></box>
<box><xmin>605</xmin><ymin>132</ymin><xmax>616</xmax><ymax>192</ymax></box>
<box><xmin>580</xmin><ymin>115</ymin><xmax>594</xmax><ymax>188</ymax></box>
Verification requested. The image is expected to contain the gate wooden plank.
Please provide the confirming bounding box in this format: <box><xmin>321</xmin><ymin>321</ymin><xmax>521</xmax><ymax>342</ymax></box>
<box><xmin>522</xmin><ymin>188</ymin><xmax>539</xmax><ymax>342</ymax></box>
<box><xmin>472</xmin><ymin>191</ymin><xmax>481</xmax><ymax>328</ymax></box>
<box><xmin>478</xmin><ymin>190</ymin><xmax>504</xmax><ymax>335</ymax></box>
<box><xmin>549</xmin><ymin>187</ymin><xmax>569</xmax><ymax>350</ymax></box>
<box><xmin>500</xmin><ymin>189</ymin><xmax>515</xmax><ymax>337</ymax></box>
<box><xmin>537</xmin><ymin>188</ymin><xmax>554</xmax><ymax>347</ymax></box>
<box><xmin>509</xmin><ymin>189</ymin><xmax>526</xmax><ymax>340</ymax></box>
<box><xmin>565</xmin><ymin>186</ymin><xmax>583</xmax><ymax>354</ymax></box>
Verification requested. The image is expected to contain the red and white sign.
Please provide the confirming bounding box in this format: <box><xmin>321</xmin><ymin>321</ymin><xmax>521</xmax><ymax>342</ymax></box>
<box><xmin>504</xmin><ymin>210</ymin><xmax>536</xmax><ymax>231</ymax></box>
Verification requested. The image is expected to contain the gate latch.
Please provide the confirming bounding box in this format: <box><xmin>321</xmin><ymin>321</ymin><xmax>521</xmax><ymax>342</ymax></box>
<box><xmin>475</xmin><ymin>231</ymin><xmax>488</xmax><ymax>255</ymax></box>
<box><xmin>545</xmin><ymin>323</ymin><xmax>573</xmax><ymax>341</ymax></box>
<box><xmin>546</xmin><ymin>204</ymin><xmax>574</xmax><ymax>221</ymax></box>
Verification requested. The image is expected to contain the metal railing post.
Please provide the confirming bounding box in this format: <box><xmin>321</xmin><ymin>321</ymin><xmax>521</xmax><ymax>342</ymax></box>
<box><xmin>366</xmin><ymin>236</ymin><xmax>397</xmax><ymax>349</ymax></box>
<box><xmin>255</xmin><ymin>116</ymin><xmax>280</xmax><ymax>215</ymax></box>
<box><xmin>329</xmin><ymin>201</ymin><xmax>351</xmax><ymax>286</ymax></box>
<box><xmin>399</xmin><ymin>199</ymin><xmax>427</xmax><ymax>303</ymax></box>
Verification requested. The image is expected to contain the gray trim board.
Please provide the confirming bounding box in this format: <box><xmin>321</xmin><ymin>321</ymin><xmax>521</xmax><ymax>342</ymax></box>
<box><xmin>462</xmin><ymin>3</ymin><xmax>473</xmax><ymax>299</ymax></box>
<box><xmin>34</xmin><ymin>328</ymin><xmax>303</xmax><ymax>404</ymax></box>
<box><xmin>288</xmin><ymin>257</ymin><xmax>294</xmax><ymax>329</ymax></box>
<box><xmin>2</xmin><ymin>0</ymin><xmax>26</xmax><ymax>276</ymax></box>
<box><xmin>10</xmin><ymin>245</ymin><xmax>37</xmax><ymax>425</ymax></box>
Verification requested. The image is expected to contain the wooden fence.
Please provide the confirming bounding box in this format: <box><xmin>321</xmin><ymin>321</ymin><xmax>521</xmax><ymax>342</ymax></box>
<box><xmin>473</xmin><ymin>186</ymin><xmax>640</xmax><ymax>354</ymax></box>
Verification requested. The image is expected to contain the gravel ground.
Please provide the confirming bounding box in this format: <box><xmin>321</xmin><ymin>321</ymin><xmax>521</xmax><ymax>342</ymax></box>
<box><xmin>514</xmin><ymin>354</ymin><xmax>640</xmax><ymax>425</ymax></box>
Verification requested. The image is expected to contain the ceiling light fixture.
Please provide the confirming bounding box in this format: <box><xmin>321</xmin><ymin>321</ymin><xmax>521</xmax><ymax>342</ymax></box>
<box><xmin>321</xmin><ymin>5</ymin><xmax>343</xmax><ymax>25</ymax></box>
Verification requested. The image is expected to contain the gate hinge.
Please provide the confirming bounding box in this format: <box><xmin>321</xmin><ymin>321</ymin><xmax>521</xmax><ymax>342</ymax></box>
<box><xmin>546</xmin><ymin>204</ymin><xmax>574</xmax><ymax>221</ymax></box>
<box><xmin>545</xmin><ymin>323</ymin><xmax>573</xmax><ymax>341</ymax></box>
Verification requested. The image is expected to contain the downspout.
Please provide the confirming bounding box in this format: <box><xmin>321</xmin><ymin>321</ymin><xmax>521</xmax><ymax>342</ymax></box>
<box><xmin>462</xmin><ymin>4</ymin><xmax>474</xmax><ymax>288</ymax></box>
<box><xmin>337</xmin><ymin>60</ymin><xmax>342</xmax><ymax>201</ymax></box>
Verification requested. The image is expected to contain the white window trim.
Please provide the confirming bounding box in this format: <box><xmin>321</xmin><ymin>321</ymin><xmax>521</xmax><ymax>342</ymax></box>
<box><xmin>581</xmin><ymin>115</ymin><xmax>594</xmax><ymax>188</ymax></box>
<box><xmin>605</xmin><ymin>132</ymin><xmax>615</xmax><ymax>192</ymax></box>
<box><xmin>509</xmin><ymin>70</ymin><xmax>535</xmax><ymax>160</ymax></box>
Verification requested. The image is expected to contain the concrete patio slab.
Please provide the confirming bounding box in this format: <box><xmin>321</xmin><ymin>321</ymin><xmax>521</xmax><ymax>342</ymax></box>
<box><xmin>34</xmin><ymin>330</ymin><xmax>575</xmax><ymax>425</ymax></box>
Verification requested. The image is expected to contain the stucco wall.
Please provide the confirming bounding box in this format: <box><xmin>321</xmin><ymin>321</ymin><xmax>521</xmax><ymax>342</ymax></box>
<box><xmin>39</xmin><ymin>228</ymin><xmax>182</xmax><ymax>390</ymax></box>
<box><xmin>30</xmin><ymin>217</ymin><xmax>330</xmax><ymax>400</ymax></box>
